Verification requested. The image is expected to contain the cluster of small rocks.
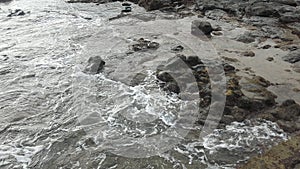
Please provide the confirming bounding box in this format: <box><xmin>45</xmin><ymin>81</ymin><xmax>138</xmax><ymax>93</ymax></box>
<box><xmin>130</xmin><ymin>38</ymin><xmax>160</xmax><ymax>52</ymax></box>
<box><xmin>7</xmin><ymin>9</ymin><xmax>27</xmax><ymax>17</ymax></box>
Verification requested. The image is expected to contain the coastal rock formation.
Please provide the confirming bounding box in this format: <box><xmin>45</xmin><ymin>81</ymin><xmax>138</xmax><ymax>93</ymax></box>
<box><xmin>241</xmin><ymin>134</ymin><xmax>300</xmax><ymax>169</ymax></box>
<box><xmin>283</xmin><ymin>49</ymin><xmax>300</xmax><ymax>63</ymax></box>
<box><xmin>191</xmin><ymin>20</ymin><xmax>214</xmax><ymax>36</ymax></box>
<box><xmin>83</xmin><ymin>56</ymin><xmax>105</xmax><ymax>74</ymax></box>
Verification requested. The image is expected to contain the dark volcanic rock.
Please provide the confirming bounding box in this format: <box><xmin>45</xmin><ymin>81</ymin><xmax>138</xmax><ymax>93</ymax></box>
<box><xmin>242</xmin><ymin>51</ymin><xmax>255</xmax><ymax>57</ymax></box>
<box><xmin>282</xmin><ymin>50</ymin><xmax>300</xmax><ymax>63</ymax></box>
<box><xmin>274</xmin><ymin>0</ymin><xmax>298</xmax><ymax>6</ymax></box>
<box><xmin>138</xmin><ymin>0</ymin><xmax>162</xmax><ymax>11</ymax></box>
<box><xmin>205</xmin><ymin>9</ymin><xmax>228</xmax><ymax>20</ymax></box>
<box><xmin>279</xmin><ymin>13</ymin><xmax>300</xmax><ymax>23</ymax></box>
<box><xmin>122</xmin><ymin>6</ymin><xmax>132</xmax><ymax>12</ymax></box>
<box><xmin>236</xmin><ymin>32</ymin><xmax>256</xmax><ymax>44</ymax></box>
<box><xmin>257</xmin><ymin>99</ymin><xmax>300</xmax><ymax>133</ymax></box>
<box><xmin>273</xmin><ymin>100</ymin><xmax>300</xmax><ymax>121</ymax></box>
<box><xmin>245</xmin><ymin>2</ymin><xmax>280</xmax><ymax>17</ymax></box>
<box><xmin>191</xmin><ymin>20</ymin><xmax>214</xmax><ymax>36</ymax></box>
<box><xmin>186</xmin><ymin>55</ymin><xmax>200</xmax><ymax>66</ymax></box>
<box><xmin>195</xmin><ymin>0</ymin><xmax>243</xmax><ymax>16</ymax></box>
<box><xmin>157</xmin><ymin>71</ymin><xmax>174</xmax><ymax>82</ymax></box>
<box><xmin>165</xmin><ymin>82</ymin><xmax>180</xmax><ymax>94</ymax></box>
<box><xmin>7</xmin><ymin>9</ymin><xmax>26</xmax><ymax>17</ymax></box>
<box><xmin>138</xmin><ymin>0</ymin><xmax>192</xmax><ymax>11</ymax></box>
<box><xmin>223</xmin><ymin>63</ymin><xmax>235</xmax><ymax>72</ymax></box>
<box><xmin>171</xmin><ymin>45</ymin><xmax>184</xmax><ymax>52</ymax></box>
<box><xmin>241</xmin><ymin>135</ymin><xmax>300</xmax><ymax>169</ymax></box>
<box><xmin>83</xmin><ymin>56</ymin><xmax>105</xmax><ymax>74</ymax></box>
<box><xmin>130</xmin><ymin>73</ymin><xmax>147</xmax><ymax>86</ymax></box>
<box><xmin>0</xmin><ymin>0</ymin><xmax>13</xmax><ymax>3</ymax></box>
<box><xmin>131</xmin><ymin>38</ymin><xmax>160</xmax><ymax>52</ymax></box>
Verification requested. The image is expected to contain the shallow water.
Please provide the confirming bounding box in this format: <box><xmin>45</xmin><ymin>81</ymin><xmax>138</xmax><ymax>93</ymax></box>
<box><xmin>0</xmin><ymin>0</ymin><xmax>289</xmax><ymax>168</ymax></box>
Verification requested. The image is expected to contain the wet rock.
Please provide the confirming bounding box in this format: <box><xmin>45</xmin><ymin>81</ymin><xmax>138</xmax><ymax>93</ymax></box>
<box><xmin>165</xmin><ymin>82</ymin><xmax>180</xmax><ymax>94</ymax></box>
<box><xmin>281</xmin><ymin>99</ymin><xmax>296</xmax><ymax>107</ymax></box>
<box><xmin>262</xmin><ymin>100</ymin><xmax>300</xmax><ymax>133</ymax></box>
<box><xmin>138</xmin><ymin>0</ymin><xmax>167</xmax><ymax>11</ymax></box>
<box><xmin>195</xmin><ymin>0</ymin><xmax>242</xmax><ymax>16</ymax></box>
<box><xmin>236</xmin><ymin>32</ymin><xmax>255</xmax><ymax>44</ymax></box>
<box><xmin>273</xmin><ymin>99</ymin><xmax>300</xmax><ymax>121</ymax></box>
<box><xmin>251</xmin><ymin>76</ymin><xmax>271</xmax><ymax>88</ymax></box>
<box><xmin>130</xmin><ymin>73</ymin><xmax>147</xmax><ymax>86</ymax></box>
<box><xmin>121</xmin><ymin>2</ymin><xmax>132</xmax><ymax>12</ymax></box>
<box><xmin>171</xmin><ymin>45</ymin><xmax>184</xmax><ymax>52</ymax></box>
<box><xmin>262</xmin><ymin>45</ymin><xmax>272</xmax><ymax>49</ymax></box>
<box><xmin>205</xmin><ymin>9</ymin><xmax>228</xmax><ymax>20</ymax></box>
<box><xmin>122</xmin><ymin>2</ymin><xmax>132</xmax><ymax>6</ymax></box>
<box><xmin>122</xmin><ymin>6</ymin><xmax>132</xmax><ymax>12</ymax></box>
<box><xmin>137</xmin><ymin>0</ymin><xmax>191</xmax><ymax>12</ymax></box>
<box><xmin>191</xmin><ymin>20</ymin><xmax>214</xmax><ymax>36</ymax></box>
<box><xmin>242</xmin><ymin>51</ymin><xmax>255</xmax><ymax>57</ymax></box>
<box><xmin>176</xmin><ymin>54</ymin><xmax>187</xmax><ymax>61</ymax></box>
<box><xmin>240</xmin><ymin>76</ymin><xmax>276</xmax><ymax>108</ymax></box>
<box><xmin>0</xmin><ymin>0</ymin><xmax>13</xmax><ymax>3</ymax></box>
<box><xmin>84</xmin><ymin>138</ymin><xmax>96</xmax><ymax>147</ymax></box>
<box><xmin>231</xmin><ymin>107</ymin><xmax>247</xmax><ymax>122</ymax></box>
<box><xmin>292</xmin><ymin>62</ymin><xmax>300</xmax><ymax>73</ymax></box>
<box><xmin>83</xmin><ymin>56</ymin><xmax>105</xmax><ymax>74</ymax></box>
<box><xmin>241</xmin><ymin>135</ymin><xmax>300</xmax><ymax>169</ymax></box>
<box><xmin>237</xmin><ymin>96</ymin><xmax>265</xmax><ymax>110</ymax></box>
<box><xmin>223</xmin><ymin>63</ymin><xmax>235</xmax><ymax>73</ymax></box>
<box><xmin>108</xmin><ymin>13</ymin><xmax>129</xmax><ymax>21</ymax></box>
<box><xmin>279</xmin><ymin>13</ymin><xmax>300</xmax><ymax>23</ymax></box>
<box><xmin>222</xmin><ymin>57</ymin><xmax>239</xmax><ymax>62</ymax></box>
<box><xmin>282</xmin><ymin>49</ymin><xmax>300</xmax><ymax>63</ymax></box>
<box><xmin>156</xmin><ymin>69</ymin><xmax>181</xmax><ymax>94</ymax></box>
<box><xmin>7</xmin><ymin>9</ymin><xmax>26</xmax><ymax>17</ymax></box>
<box><xmin>186</xmin><ymin>55</ymin><xmax>200</xmax><ymax>66</ymax></box>
<box><xmin>274</xmin><ymin>0</ymin><xmax>298</xmax><ymax>6</ymax></box>
<box><xmin>212</xmin><ymin>31</ymin><xmax>223</xmax><ymax>36</ymax></box>
<box><xmin>267</xmin><ymin>57</ymin><xmax>274</xmax><ymax>62</ymax></box>
<box><xmin>131</xmin><ymin>38</ymin><xmax>160</xmax><ymax>51</ymax></box>
<box><xmin>157</xmin><ymin>71</ymin><xmax>174</xmax><ymax>82</ymax></box>
<box><xmin>245</xmin><ymin>2</ymin><xmax>280</xmax><ymax>17</ymax></box>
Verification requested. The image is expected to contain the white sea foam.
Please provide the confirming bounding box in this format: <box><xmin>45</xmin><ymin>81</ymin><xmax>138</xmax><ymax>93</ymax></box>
<box><xmin>0</xmin><ymin>144</ymin><xmax>43</xmax><ymax>169</ymax></box>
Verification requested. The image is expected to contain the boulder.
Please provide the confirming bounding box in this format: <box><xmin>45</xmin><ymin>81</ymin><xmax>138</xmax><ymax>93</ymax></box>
<box><xmin>156</xmin><ymin>71</ymin><xmax>174</xmax><ymax>82</ymax></box>
<box><xmin>83</xmin><ymin>56</ymin><xmax>105</xmax><ymax>74</ymax></box>
<box><xmin>191</xmin><ymin>20</ymin><xmax>214</xmax><ymax>36</ymax></box>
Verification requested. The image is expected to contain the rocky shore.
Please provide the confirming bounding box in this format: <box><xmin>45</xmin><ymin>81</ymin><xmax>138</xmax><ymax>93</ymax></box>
<box><xmin>0</xmin><ymin>0</ymin><xmax>299</xmax><ymax>168</ymax></box>
<box><xmin>67</xmin><ymin>0</ymin><xmax>300</xmax><ymax>167</ymax></box>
